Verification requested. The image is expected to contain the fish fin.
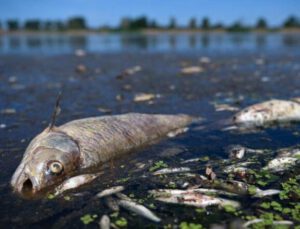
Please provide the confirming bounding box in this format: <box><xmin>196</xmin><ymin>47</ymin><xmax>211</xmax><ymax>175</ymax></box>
<box><xmin>48</xmin><ymin>92</ymin><xmax>62</xmax><ymax>131</ymax></box>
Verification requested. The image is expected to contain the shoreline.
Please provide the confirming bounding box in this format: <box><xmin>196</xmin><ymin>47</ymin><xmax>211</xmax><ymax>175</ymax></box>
<box><xmin>1</xmin><ymin>28</ymin><xmax>300</xmax><ymax>36</ymax></box>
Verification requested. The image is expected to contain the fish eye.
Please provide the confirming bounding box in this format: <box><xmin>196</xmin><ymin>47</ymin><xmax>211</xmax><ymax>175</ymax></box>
<box><xmin>47</xmin><ymin>161</ymin><xmax>64</xmax><ymax>175</ymax></box>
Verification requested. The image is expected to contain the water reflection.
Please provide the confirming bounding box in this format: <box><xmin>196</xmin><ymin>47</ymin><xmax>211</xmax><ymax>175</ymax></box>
<box><xmin>0</xmin><ymin>32</ymin><xmax>299</xmax><ymax>55</ymax></box>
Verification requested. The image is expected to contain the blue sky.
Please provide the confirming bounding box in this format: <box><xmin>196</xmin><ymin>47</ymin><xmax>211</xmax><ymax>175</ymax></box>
<box><xmin>0</xmin><ymin>0</ymin><xmax>299</xmax><ymax>27</ymax></box>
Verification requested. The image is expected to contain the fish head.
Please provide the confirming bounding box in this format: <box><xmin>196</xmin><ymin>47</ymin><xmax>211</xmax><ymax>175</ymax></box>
<box><xmin>232</xmin><ymin>107</ymin><xmax>268</xmax><ymax>127</ymax></box>
<box><xmin>11</xmin><ymin>131</ymin><xmax>80</xmax><ymax>196</ymax></box>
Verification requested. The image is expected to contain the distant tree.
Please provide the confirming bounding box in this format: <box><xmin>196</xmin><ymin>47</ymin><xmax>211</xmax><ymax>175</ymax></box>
<box><xmin>213</xmin><ymin>23</ymin><xmax>224</xmax><ymax>30</ymax></box>
<box><xmin>227</xmin><ymin>21</ymin><xmax>249</xmax><ymax>32</ymax></box>
<box><xmin>24</xmin><ymin>20</ymin><xmax>41</xmax><ymax>31</ymax></box>
<box><xmin>201</xmin><ymin>17</ymin><xmax>210</xmax><ymax>30</ymax></box>
<box><xmin>7</xmin><ymin>20</ymin><xmax>19</xmax><ymax>31</ymax></box>
<box><xmin>0</xmin><ymin>21</ymin><xmax>2</xmax><ymax>30</ymax></box>
<box><xmin>256</xmin><ymin>18</ymin><xmax>268</xmax><ymax>29</ymax></box>
<box><xmin>188</xmin><ymin>17</ymin><xmax>197</xmax><ymax>29</ymax></box>
<box><xmin>67</xmin><ymin>17</ymin><xmax>86</xmax><ymax>30</ymax></box>
<box><xmin>283</xmin><ymin>16</ymin><xmax>300</xmax><ymax>28</ymax></box>
<box><xmin>168</xmin><ymin>17</ymin><xmax>177</xmax><ymax>29</ymax></box>
<box><xmin>44</xmin><ymin>21</ymin><xmax>55</xmax><ymax>31</ymax></box>
<box><xmin>120</xmin><ymin>18</ymin><xmax>131</xmax><ymax>30</ymax></box>
<box><xmin>149</xmin><ymin>20</ymin><xmax>158</xmax><ymax>29</ymax></box>
<box><xmin>54</xmin><ymin>21</ymin><xmax>66</xmax><ymax>31</ymax></box>
<box><xmin>130</xmin><ymin>16</ymin><xmax>148</xmax><ymax>30</ymax></box>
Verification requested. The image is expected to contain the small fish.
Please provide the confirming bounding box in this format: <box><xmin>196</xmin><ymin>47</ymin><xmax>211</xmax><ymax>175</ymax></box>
<box><xmin>117</xmin><ymin>65</ymin><xmax>142</xmax><ymax>79</ymax></box>
<box><xmin>118</xmin><ymin>199</ymin><xmax>161</xmax><ymax>223</ymax></box>
<box><xmin>99</xmin><ymin>215</ymin><xmax>110</xmax><ymax>229</ymax></box>
<box><xmin>11</xmin><ymin>96</ymin><xmax>194</xmax><ymax>197</ymax></box>
<box><xmin>152</xmin><ymin>167</ymin><xmax>191</xmax><ymax>175</ymax></box>
<box><xmin>150</xmin><ymin>189</ymin><xmax>240</xmax><ymax>208</ymax></box>
<box><xmin>226</xmin><ymin>145</ymin><xmax>266</xmax><ymax>160</ymax></box>
<box><xmin>96</xmin><ymin>186</ymin><xmax>125</xmax><ymax>198</ymax></box>
<box><xmin>54</xmin><ymin>174</ymin><xmax>100</xmax><ymax>196</ymax></box>
<box><xmin>181</xmin><ymin>66</ymin><xmax>203</xmax><ymax>75</ymax></box>
<box><xmin>243</xmin><ymin>219</ymin><xmax>293</xmax><ymax>228</ymax></box>
<box><xmin>232</xmin><ymin>99</ymin><xmax>300</xmax><ymax>128</ymax></box>
<box><xmin>263</xmin><ymin>157</ymin><xmax>298</xmax><ymax>172</ymax></box>
<box><xmin>104</xmin><ymin>196</ymin><xmax>120</xmax><ymax>211</ymax></box>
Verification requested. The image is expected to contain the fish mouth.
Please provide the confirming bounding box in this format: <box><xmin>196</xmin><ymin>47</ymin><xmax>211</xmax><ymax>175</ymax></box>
<box><xmin>12</xmin><ymin>174</ymin><xmax>40</xmax><ymax>196</ymax></box>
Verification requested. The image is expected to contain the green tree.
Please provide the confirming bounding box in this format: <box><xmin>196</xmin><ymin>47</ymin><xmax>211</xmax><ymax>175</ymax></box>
<box><xmin>149</xmin><ymin>20</ymin><xmax>158</xmax><ymax>29</ymax></box>
<box><xmin>7</xmin><ymin>20</ymin><xmax>19</xmax><ymax>31</ymax></box>
<box><xmin>120</xmin><ymin>17</ymin><xmax>131</xmax><ymax>30</ymax></box>
<box><xmin>256</xmin><ymin>18</ymin><xmax>268</xmax><ymax>29</ymax></box>
<box><xmin>24</xmin><ymin>20</ymin><xmax>41</xmax><ymax>31</ymax></box>
<box><xmin>188</xmin><ymin>17</ymin><xmax>197</xmax><ymax>29</ymax></box>
<box><xmin>67</xmin><ymin>17</ymin><xmax>86</xmax><ymax>30</ymax></box>
<box><xmin>283</xmin><ymin>16</ymin><xmax>300</xmax><ymax>28</ymax></box>
<box><xmin>201</xmin><ymin>17</ymin><xmax>210</xmax><ymax>30</ymax></box>
<box><xmin>168</xmin><ymin>17</ymin><xmax>177</xmax><ymax>29</ymax></box>
<box><xmin>130</xmin><ymin>16</ymin><xmax>148</xmax><ymax>30</ymax></box>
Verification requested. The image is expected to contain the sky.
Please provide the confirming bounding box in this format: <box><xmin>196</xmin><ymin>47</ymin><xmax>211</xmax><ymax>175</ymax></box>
<box><xmin>0</xmin><ymin>0</ymin><xmax>299</xmax><ymax>27</ymax></box>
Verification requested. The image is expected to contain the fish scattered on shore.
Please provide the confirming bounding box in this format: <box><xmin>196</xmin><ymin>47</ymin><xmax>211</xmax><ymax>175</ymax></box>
<box><xmin>11</xmin><ymin>102</ymin><xmax>194</xmax><ymax>196</ymax></box>
<box><xmin>117</xmin><ymin>65</ymin><xmax>142</xmax><ymax>79</ymax></box>
<box><xmin>226</xmin><ymin>145</ymin><xmax>264</xmax><ymax>159</ymax></box>
<box><xmin>152</xmin><ymin>167</ymin><xmax>191</xmax><ymax>175</ymax></box>
<box><xmin>54</xmin><ymin>174</ymin><xmax>100</xmax><ymax>196</ymax></box>
<box><xmin>180</xmin><ymin>66</ymin><xmax>203</xmax><ymax>75</ymax></box>
<box><xmin>118</xmin><ymin>199</ymin><xmax>161</xmax><ymax>223</ymax></box>
<box><xmin>99</xmin><ymin>215</ymin><xmax>110</xmax><ymax>229</ymax></box>
<box><xmin>243</xmin><ymin>219</ymin><xmax>293</xmax><ymax>228</ymax></box>
<box><xmin>150</xmin><ymin>189</ymin><xmax>240</xmax><ymax>208</ymax></box>
<box><xmin>263</xmin><ymin>157</ymin><xmax>299</xmax><ymax>172</ymax></box>
<box><xmin>232</xmin><ymin>99</ymin><xmax>300</xmax><ymax>128</ymax></box>
<box><xmin>96</xmin><ymin>186</ymin><xmax>125</xmax><ymax>198</ymax></box>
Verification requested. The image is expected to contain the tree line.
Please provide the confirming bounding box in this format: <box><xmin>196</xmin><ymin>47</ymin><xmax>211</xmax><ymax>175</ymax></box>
<box><xmin>0</xmin><ymin>16</ymin><xmax>299</xmax><ymax>32</ymax></box>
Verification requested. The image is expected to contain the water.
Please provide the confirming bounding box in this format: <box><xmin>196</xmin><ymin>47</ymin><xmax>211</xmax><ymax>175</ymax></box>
<box><xmin>0</xmin><ymin>32</ymin><xmax>299</xmax><ymax>55</ymax></box>
<box><xmin>1</xmin><ymin>32</ymin><xmax>300</xmax><ymax>228</ymax></box>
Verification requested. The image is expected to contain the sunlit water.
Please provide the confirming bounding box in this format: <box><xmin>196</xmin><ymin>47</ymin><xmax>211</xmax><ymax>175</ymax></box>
<box><xmin>0</xmin><ymin>32</ymin><xmax>299</xmax><ymax>55</ymax></box>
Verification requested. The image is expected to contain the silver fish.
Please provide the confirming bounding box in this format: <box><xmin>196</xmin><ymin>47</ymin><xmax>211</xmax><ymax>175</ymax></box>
<box><xmin>96</xmin><ymin>186</ymin><xmax>125</xmax><ymax>198</ymax></box>
<box><xmin>152</xmin><ymin>167</ymin><xmax>191</xmax><ymax>175</ymax></box>
<box><xmin>54</xmin><ymin>173</ymin><xmax>100</xmax><ymax>196</ymax></box>
<box><xmin>118</xmin><ymin>199</ymin><xmax>161</xmax><ymax>222</ymax></box>
<box><xmin>99</xmin><ymin>215</ymin><xmax>110</xmax><ymax>229</ymax></box>
<box><xmin>233</xmin><ymin>99</ymin><xmax>300</xmax><ymax>127</ymax></box>
<box><xmin>263</xmin><ymin>157</ymin><xmax>299</xmax><ymax>172</ymax></box>
<box><xmin>226</xmin><ymin>145</ymin><xmax>264</xmax><ymax>159</ymax></box>
<box><xmin>11</xmin><ymin>111</ymin><xmax>193</xmax><ymax>196</ymax></box>
<box><xmin>150</xmin><ymin>189</ymin><xmax>240</xmax><ymax>208</ymax></box>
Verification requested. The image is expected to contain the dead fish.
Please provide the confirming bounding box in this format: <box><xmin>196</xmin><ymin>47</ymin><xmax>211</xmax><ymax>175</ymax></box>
<box><xmin>117</xmin><ymin>65</ymin><xmax>142</xmax><ymax>79</ymax></box>
<box><xmin>181</xmin><ymin>66</ymin><xmax>203</xmax><ymax>75</ymax></box>
<box><xmin>150</xmin><ymin>189</ymin><xmax>240</xmax><ymax>208</ymax></box>
<box><xmin>263</xmin><ymin>157</ymin><xmax>298</xmax><ymax>172</ymax></box>
<box><xmin>11</xmin><ymin>97</ymin><xmax>194</xmax><ymax>196</ymax></box>
<box><xmin>99</xmin><ymin>215</ymin><xmax>110</xmax><ymax>229</ymax></box>
<box><xmin>54</xmin><ymin>173</ymin><xmax>100</xmax><ymax>196</ymax></box>
<box><xmin>201</xmin><ymin>179</ymin><xmax>279</xmax><ymax>198</ymax></box>
<box><xmin>118</xmin><ymin>199</ymin><xmax>161</xmax><ymax>223</ymax></box>
<box><xmin>226</xmin><ymin>145</ymin><xmax>264</xmax><ymax>159</ymax></box>
<box><xmin>232</xmin><ymin>99</ymin><xmax>300</xmax><ymax>127</ymax></box>
<box><xmin>133</xmin><ymin>93</ymin><xmax>158</xmax><ymax>102</ymax></box>
<box><xmin>152</xmin><ymin>167</ymin><xmax>191</xmax><ymax>175</ymax></box>
<box><xmin>187</xmin><ymin>188</ymin><xmax>238</xmax><ymax>197</ymax></box>
<box><xmin>96</xmin><ymin>186</ymin><xmax>125</xmax><ymax>198</ymax></box>
<box><xmin>243</xmin><ymin>219</ymin><xmax>293</xmax><ymax>228</ymax></box>
<box><xmin>104</xmin><ymin>196</ymin><xmax>120</xmax><ymax>211</ymax></box>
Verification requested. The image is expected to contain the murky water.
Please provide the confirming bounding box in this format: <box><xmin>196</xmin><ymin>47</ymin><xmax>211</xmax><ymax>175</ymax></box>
<box><xmin>1</xmin><ymin>32</ymin><xmax>300</xmax><ymax>228</ymax></box>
